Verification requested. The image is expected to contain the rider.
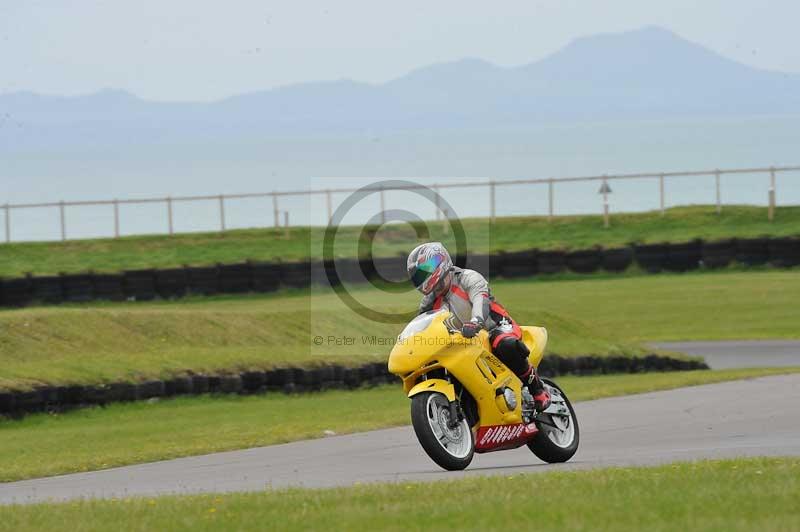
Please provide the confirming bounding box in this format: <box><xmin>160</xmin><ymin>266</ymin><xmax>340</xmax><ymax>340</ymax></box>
<box><xmin>406</xmin><ymin>242</ymin><xmax>551</xmax><ymax>411</ymax></box>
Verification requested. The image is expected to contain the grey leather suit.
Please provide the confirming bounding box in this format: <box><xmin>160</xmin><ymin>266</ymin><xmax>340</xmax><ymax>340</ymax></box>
<box><xmin>418</xmin><ymin>267</ymin><xmax>498</xmax><ymax>329</ymax></box>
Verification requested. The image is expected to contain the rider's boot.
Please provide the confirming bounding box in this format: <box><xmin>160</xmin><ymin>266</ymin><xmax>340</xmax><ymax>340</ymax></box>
<box><xmin>520</xmin><ymin>366</ymin><xmax>551</xmax><ymax>412</ymax></box>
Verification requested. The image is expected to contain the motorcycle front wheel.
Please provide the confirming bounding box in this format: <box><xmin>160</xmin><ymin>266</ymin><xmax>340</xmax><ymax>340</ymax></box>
<box><xmin>527</xmin><ymin>378</ymin><xmax>580</xmax><ymax>463</ymax></box>
<box><xmin>410</xmin><ymin>391</ymin><xmax>474</xmax><ymax>471</ymax></box>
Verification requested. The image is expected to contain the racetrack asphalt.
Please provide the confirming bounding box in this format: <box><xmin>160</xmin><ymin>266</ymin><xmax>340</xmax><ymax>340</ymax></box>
<box><xmin>651</xmin><ymin>340</ymin><xmax>800</xmax><ymax>369</ymax></box>
<box><xmin>1</xmin><ymin>373</ymin><xmax>798</xmax><ymax>504</ymax></box>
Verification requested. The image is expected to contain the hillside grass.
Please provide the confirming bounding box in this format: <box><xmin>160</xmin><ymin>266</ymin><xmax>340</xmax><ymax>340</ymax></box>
<box><xmin>1</xmin><ymin>369</ymin><xmax>796</xmax><ymax>482</ymax></box>
<box><xmin>1</xmin><ymin>205</ymin><xmax>798</xmax><ymax>277</ymax></box>
<box><xmin>498</xmin><ymin>269</ymin><xmax>800</xmax><ymax>342</ymax></box>
<box><xmin>1</xmin><ymin>270</ymin><xmax>798</xmax><ymax>391</ymax></box>
<box><xmin>2</xmin><ymin>458</ymin><xmax>798</xmax><ymax>531</ymax></box>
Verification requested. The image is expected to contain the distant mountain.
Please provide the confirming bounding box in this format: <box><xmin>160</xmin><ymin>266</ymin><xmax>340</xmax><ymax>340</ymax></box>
<box><xmin>2</xmin><ymin>26</ymin><xmax>799</xmax><ymax>151</ymax></box>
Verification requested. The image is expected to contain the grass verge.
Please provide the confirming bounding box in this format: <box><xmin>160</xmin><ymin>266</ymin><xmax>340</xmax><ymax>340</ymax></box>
<box><xmin>1</xmin><ymin>457</ymin><xmax>798</xmax><ymax>531</ymax></box>
<box><xmin>1</xmin><ymin>270</ymin><xmax>798</xmax><ymax>391</ymax></box>
<box><xmin>495</xmin><ymin>269</ymin><xmax>800</xmax><ymax>342</ymax></box>
<box><xmin>0</xmin><ymin>368</ymin><xmax>796</xmax><ymax>482</ymax></box>
<box><xmin>2</xmin><ymin>205</ymin><xmax>798</xmax><ymax>277</ymax></box>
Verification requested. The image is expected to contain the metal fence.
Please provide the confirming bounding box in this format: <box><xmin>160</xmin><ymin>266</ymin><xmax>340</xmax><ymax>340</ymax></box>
<box><xmin>2</xmin><ymin>164</ymin><xmax>798</xmax><ymax>243</ymax></box>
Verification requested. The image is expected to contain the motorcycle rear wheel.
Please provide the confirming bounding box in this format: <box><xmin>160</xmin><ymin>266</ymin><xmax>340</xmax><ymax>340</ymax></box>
<box><xmin>411</xmin><ymin>391</ymin><xmax>474</xmax><ymax>471</ymax></box>
<box><xmin>527</xmin><ymin>378</ymin><xmax>580</xmax><ymax>463</ymax></box>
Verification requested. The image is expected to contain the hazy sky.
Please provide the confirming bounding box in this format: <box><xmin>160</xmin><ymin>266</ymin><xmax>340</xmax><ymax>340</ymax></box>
<box><xmin>1</xmin><ymin>0</ymin><xmax>798</xmax><ymax>101</ymax></box>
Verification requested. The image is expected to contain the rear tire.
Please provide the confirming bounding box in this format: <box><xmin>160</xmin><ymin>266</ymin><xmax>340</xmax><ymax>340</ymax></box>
<box><xmin>528</xmin><ymin>378</ymin><xmax>579</xmax><ymax>463</ymax></box>
<box><xmin>411</xmin><ymin>392</ymin><xmax>474</xmax><ymax>471</ymax></box>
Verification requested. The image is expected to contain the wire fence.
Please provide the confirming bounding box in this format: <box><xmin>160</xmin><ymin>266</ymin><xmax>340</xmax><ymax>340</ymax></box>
<box><xmin>2</xmin><ymin>164</ymin><xmax>798</xmax><ymax>243</ymax></box>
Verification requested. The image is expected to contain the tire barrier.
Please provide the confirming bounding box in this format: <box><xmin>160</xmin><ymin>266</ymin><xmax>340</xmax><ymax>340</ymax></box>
<box><xmin>633</xmin><ymin>243</ymin><xmax>669</xmax><ymax>273</ymax></box>
<box><xmin>358</xmin><ymin>257</ymin><xmax>377</xmax><ymax>282</ymax></box>
<box><xmin>664</xmin><ymin>240</ymin><xmax>702</xmax><ymax>272</ymax></box>
<box><xmin>566</xmin><ymin>249</ymin><xmax>603</xmax><ymax>274</ymax></box>
<box><xmin>137</xmin><ymin>380</ymin><xmax>165</xmax><ymax>399</ymax></box>
<box><xmin>601</xmin><ymin>247</ymin><xmax>634</xmax><ymax>272</ymax></box>
<box><xmin>498</xmin><ymin>250</ymin><xmax>538</xmax><ymax>278</ymax></box>
<box><xmin>2</xmin><ymin>237</ymin><xmax>799</xmax><ymax>307</ymax></box>
<box><xmin>218</xmin><ymin>375</ymin><xmax>243</xmax><ymax>394</ymax></box>
<box><xmin>62</xmin><ymin>274</ymin><xmax>94</xmax><ymax>302</ymax></box>
<box><xmin>328</xmin><ymin>258</ymin><xmax>376</xmax><ymax>284</ymax></box>
<box><xmin>701</xmin><ymin>239</ymin><xmax>737</xmax><ymax>269</ymax></box>
<box><xmin>736</xmin><ymin>238</ymin><xmax>770</xmax><ymax>266</ymax></box>
<box><xmin>279</xmin><ymin>261</ymin><xmax>311</xmax><ymax>288</ymax></box>
<box><xmin>307</xmin><ymin>261</ymin><xmax>330</xmax><ymax>287</ymax></box>
<box><xmin>92</xmin><ymin>273</ymin><xmax>125</xmax><ymax>301</ymax></box>
<box><xmin>155</xmin><ymin>268</ymin><xmax>188</xmax><ymax>299</ymax></box>
<box><xmin>187</xmin><ymin>265</ymin><xmax>220</xmax><ymax>295</ymax></box>
<box><xmin>123</xmin><ymin>269</ymin><xmax>157</xmax><ymax>301</ymax></box>
<box><xmin>536</xmin><ymin>250</ymin><xmax>566</xmax><ymax>275</ymax></box>
<box><xmin>463</xmin><ymin>253</ymin><xmax>492</xmax><ymax>278</ymax></box>
<box><xmin>219</xmin><ymin>263</ymin><xmax>253</xmax><ymax>294</ymax></box>
<box><xmin>240</xmin><ymin>371</ymin><xmax>266</xmax><ymax>392</ymax></box>
<box><xmin>191</xmin><ymin>375</ymin><xmax>210</xmax><ymax>394</ymax></box>
<box><xmin>454</xmin><ymin>253</ymin><xmax>497</xmax><ymax>278</ymax></box>
<box><xmin>537</xmin><ymin>354</ymin><xmax>707</xmax><ymax>376</ymax></box>
<box><xmin>768</xmin><ymin>237</ymin><xmax>800</xmax><ymax>268</ymax></box>
<box><xmin>251</xmin><ymin>262</ymin><xmax>281</xmax><ymax>293</ymax></box>
<box><xmin>31</xmin><ymin>275</ymin><xmax>64</xmax><ymax>304</ymax></box>
<box><xmin>0</xmin><ymin>277</ymin><xmax>32</xmax><ymax>306</ymax></box>
<box><xmin>165</xmin><ymin>377</ymin><xmax>193</xmax><ymax>396</ymax></box>
<box><xmin>0</xmin><ymin>355</ymin><xmax>709</xmax><ymax>417</ymax></box>
<box><xmin>371</xmin><ymin>256</ymin><xmax>407</xmax><ymax>283</ymax></box>
<box><xmin>0</xmin><ymin>393</ymin><xmax>15</xmax><ymax>412</ymax></box>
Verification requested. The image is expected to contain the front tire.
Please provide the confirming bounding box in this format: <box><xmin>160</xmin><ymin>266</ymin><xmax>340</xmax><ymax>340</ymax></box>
<box><xmin>411</xmin><ymin>392</ymin><xmax>474</xmax><ymax>471</ymax></box>
<box><xmin>528</xmin><ymin>378</ymin><xmax>579</xmax><ymax>463</ymax></box>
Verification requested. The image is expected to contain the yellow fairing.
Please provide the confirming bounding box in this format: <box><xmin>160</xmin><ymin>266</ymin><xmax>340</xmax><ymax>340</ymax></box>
<box><xmin>407</xmin><ymin>379</ymin><xmax>456</xmax><ymax>402</ymax></box>
<box><xmin>521</xmin><ymin>326</ymin><xmax>548</xmax><ymax>369</ymax></box>
<box><xmin>388</xmin><ymin>311</ymin><xmax>550</xmax><ymax>428</ymax></box>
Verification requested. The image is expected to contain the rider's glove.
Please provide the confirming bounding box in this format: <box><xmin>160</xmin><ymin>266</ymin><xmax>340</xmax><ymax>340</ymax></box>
<box><xmin>461</xmin><ymin>320</ymin><xmax>482</xmax><ymax>338</ymax></box>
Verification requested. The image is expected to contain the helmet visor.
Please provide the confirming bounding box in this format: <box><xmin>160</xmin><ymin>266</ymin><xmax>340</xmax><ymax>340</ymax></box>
<box><xmin>410</xmin><ymin>254</ymin><xmax>444</xmax><ymax>289</ymax></box>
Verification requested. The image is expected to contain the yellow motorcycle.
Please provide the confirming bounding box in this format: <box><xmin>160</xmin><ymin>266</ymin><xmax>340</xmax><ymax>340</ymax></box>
<box><xmin>388</xmin><ymin>309</ymin><xmax>579</xmax><ymax>470</ymax></box>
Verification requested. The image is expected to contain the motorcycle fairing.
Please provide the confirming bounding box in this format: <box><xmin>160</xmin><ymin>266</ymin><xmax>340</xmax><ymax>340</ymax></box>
<box><xmin>475</xmin><ymin>423</ymin><xmax>539</xmax><ymax>453</ymax></box>
<box><xmin>388</xmin><ymin>310</ymin><xmax>550</xmax><ymax>430</ymax></box>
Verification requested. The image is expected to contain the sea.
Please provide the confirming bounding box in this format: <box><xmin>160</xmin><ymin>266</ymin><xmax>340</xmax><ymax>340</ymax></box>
<box><xmin>2</xmin><ymin>114</ymin><xmax>799</xmax><ymax>242</ymax></box>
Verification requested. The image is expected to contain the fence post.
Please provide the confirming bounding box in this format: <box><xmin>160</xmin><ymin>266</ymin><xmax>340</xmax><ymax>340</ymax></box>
<box><xmin>434</xmin><ymin>185</ymin><xmax>441</xmax><ymax>221</ymax></box>
<box><xmin>659</xmin><ymin>174</ymin><xmax>665</xmax><ymax>216</ymax></box>
<box><xmin>3</xmin><ymin>204</ymin><xmax>9</xmax><ymax>243</ymax></box>
<box><xmin>379</xmin><ymin>185</ymin><xmax>386</xmax><ymax>224</ymax></box>
<box><xmin>715</xmin><ymin>170</ymin><xmax>721</xmax><ymax>214</ymax></box>
<box><xmin>768</xmin><ymin>167</ymin><xmax>776</xmax><ymax>221</ymax></box>
<box><xmin>548</xmin><ymin>179</ymin><xmax>554</xmax><ymax>221</ymax></box>
<box><xmin>489</xmin><ymin>180</ymin><xmax>496</xmax><ymax>222</ymax></box>
<box><xmin>325</xmin><ymin>190</ymin><xmax>332</xmax><ymax>224</ymax></box>
<box><xmin>283</xmin><ymin>211</ymin><xmax>289</xmax><ymax>227</ymax></box>
<box><xmin>113</xmin><ymin>199</ymin><xmax>120</xmax><ymax>238</ymax></box>
<box><xmin>272</xmin><ymin>193</ymin><xmax>279</xmax><ymax>227</ymax></box>
<box><xmin>602</xmin><ymin>179</ymin><xmax>610</xmax><ymax>229</ymax></box>
<box><xmin>59</xmin><ymin>201</ymin><xmax>66</xmax><ymax>241</ymax></box>
<box><xmin>166</xmin><ymin>197</ymin><xmax>174</xmax><ymax>235</ymax></box>
<box><xmin>218</xmin><ymin>194</ymin><xmax>226</xmax><ymax>232</ymax></box>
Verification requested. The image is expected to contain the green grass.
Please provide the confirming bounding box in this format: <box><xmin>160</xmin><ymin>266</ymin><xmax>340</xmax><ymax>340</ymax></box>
<box><xmin>495</xmin><ymin>269</ymin><xmax>800</xmax><ymax>342</ymax></box>
<box><xmin>0</xmin><ymin>368</ymin><xmax>796</xmax><ymax>482</ymax></box>
<box><xmin>2</xmin><ymin>458</ymin><xmax>798</xmax><ymax>531</ymax></box>
<box><xmin>0</xmin><ymin>290</ymin><xmax>646</xmax><ymax>392</ymax></box>
<box><xmin>2</xmin><ymin>270</ymin><xmax>799</xmax><ymax>391</ymax></box>
<box><xmin>1</xmin><ymin>205</ymin><xmax>798</xmax><ymax>277</ymax></box>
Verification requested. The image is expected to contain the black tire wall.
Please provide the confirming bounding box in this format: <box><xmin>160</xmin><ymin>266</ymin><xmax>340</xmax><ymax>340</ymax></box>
<box><xmin>2</xmin><ymin>237</ymin><xmax>799</xmax><ymax>307</ymax></box>
<box><xmin>0</xmin><ymin>354</ymin><xmax>708</xmax><ymax>417</ymax></box>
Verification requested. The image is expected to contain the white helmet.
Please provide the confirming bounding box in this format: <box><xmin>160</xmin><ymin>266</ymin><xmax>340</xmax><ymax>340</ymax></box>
<box><xmin>407</xmin><ymin>242</ymin><xmax>453</xmax><ymax>295</ymax></box>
